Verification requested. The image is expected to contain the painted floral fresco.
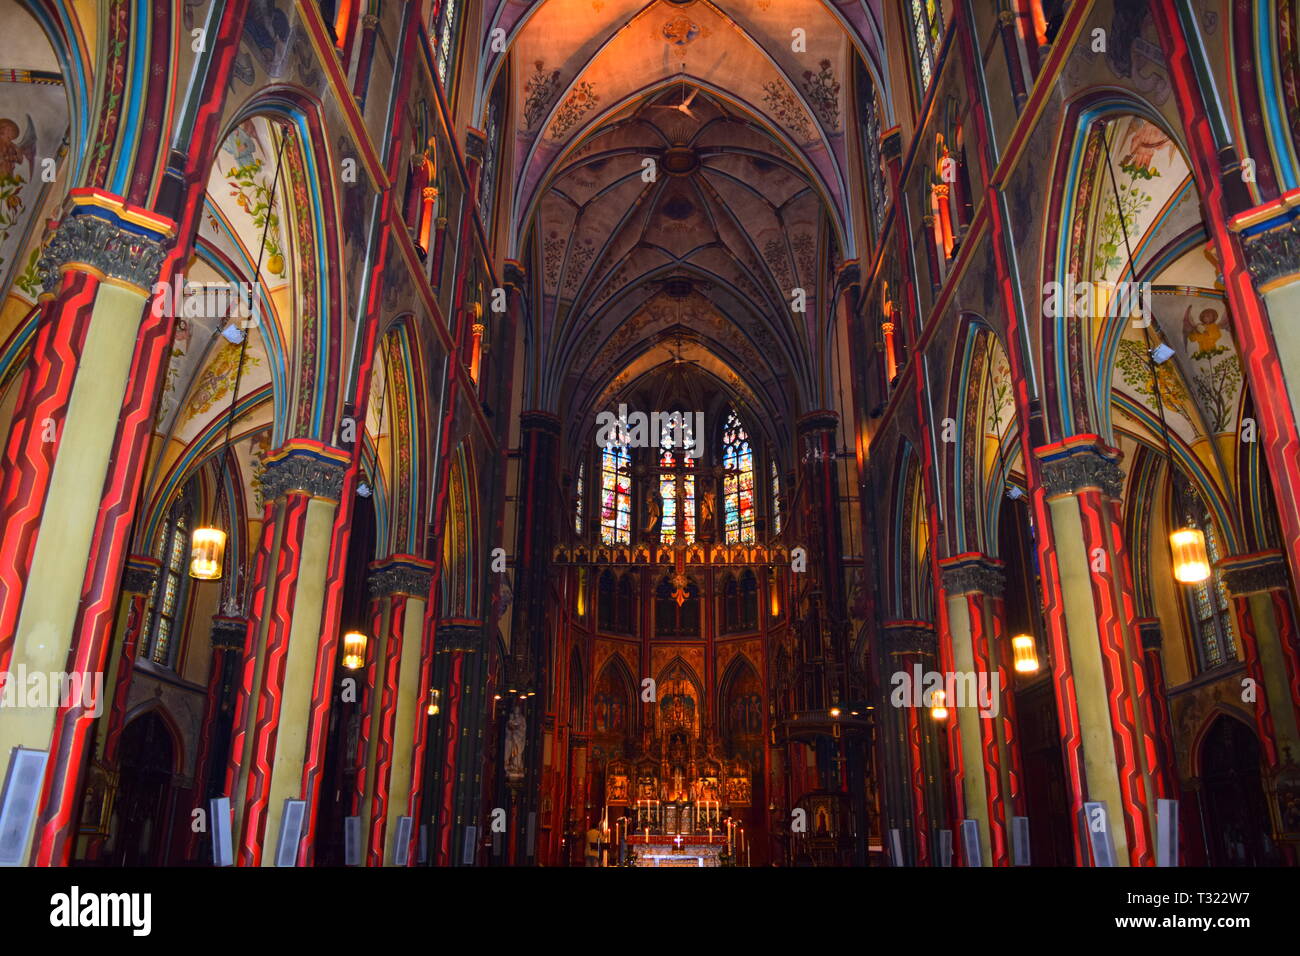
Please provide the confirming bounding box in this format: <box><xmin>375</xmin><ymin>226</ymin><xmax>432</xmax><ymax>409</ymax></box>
<box><xmin>549</xmin><ymin>81</ymin><xmax>599</xmax><ymax>140</ymax></box>
<box><xmin>222</xmin><ymin>124</ymin><xmax>287</xmax><ymax>278</ymax></box>
<box><xmin>0</xmin><ymin>73</ymin><xmax>67</xmax><ymax>296</ymax></box>
<box><xmin>179</xmin><ymin>341</ymin><xmax>262</xmax><ymax>427</ymax></box>
<box><xmin>1092</xmin><ymin>117</ymin><xmax>1182</xmax><ymax>281</ymax></box>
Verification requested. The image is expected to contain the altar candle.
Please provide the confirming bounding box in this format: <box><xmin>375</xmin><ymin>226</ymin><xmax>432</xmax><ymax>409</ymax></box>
<box><xmin>645</xmin><ymin>827</ymin><xmax>650</xmax><ymax>844</ymax></box>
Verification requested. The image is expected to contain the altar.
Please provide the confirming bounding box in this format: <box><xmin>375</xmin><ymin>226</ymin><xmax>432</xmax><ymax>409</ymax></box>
<box><xmin>624</xmin><ymin>834</ymin><xmax>727</xmax><ymax>867</ymax></box>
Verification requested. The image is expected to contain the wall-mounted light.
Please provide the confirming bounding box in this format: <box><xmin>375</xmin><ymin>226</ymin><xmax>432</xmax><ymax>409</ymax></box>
<box><xmin>1011</xmin><ymin>634</ymin><xmax>1040</xmax><ymax>674</ymax></box>
<box><xmin>1170</xmin><ymin>527</ymin><xmax>1211</xmax><ymax>583</ymax></box>
<box><xmin>189</xmin><ymin>527</ymin><xmax>227</xmax><ymax>580</ymax></box>
<box><xmin>427</xmin><ymin>688</ymin><xmax>441</xmax><ymax>716</ymax></box>
<box><xmin>341</xmin><ymin>631</ymin><xmax>368</xmax><ymax>670</ymax></box>
<box><xmin>929</xmin><ymin>689</ymin><xmax>948</xmax><ymax>721</ymax></box>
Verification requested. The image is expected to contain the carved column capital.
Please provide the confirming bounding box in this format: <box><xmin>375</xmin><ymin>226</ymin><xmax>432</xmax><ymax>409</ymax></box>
<box><xmin>1238</xmin><ymin>215</ymin><xmax>1300</xmax><ymax>293</ymax></box>
<box><xmin>939</xmin><ymin>554</ymin><xmax>1005</xmax><ymax>597</ymax></box>
<box><xmin>122</xmin><ymin>556</ymin><xmax>162</xmax><ymax>595</ymax></box>
<box><xmin>880</xmin><ymin>620</ymin><xmax>937</xmax><ymax>657</ymax></box>
<box><xmin>464</xmin><ymin>128</ymin><xmax>487</xmax><ymax>163</ymax></box>
<box><xmin>1136</xmin><ymin>618</ymin><xmax>1163</xmax><ymax>652</ymax></box>
<box><xmin>39</xmin><ymin>197</ymin><xmax>175</xmax><ymax>297</ymax></box>
<box><xmin>436</xmin><ymin>621</ymin><xmax>484</xmax><ymax>653</ymax></box>
<box><xmin>261</xmin><ymin>440</ymin><xmax>350</xmax><ymax>503</ymax></box>
<box><xmin>503</xmin><ymin>259</ymin><xmax>527</xmax><ymax>292</ymax></box>
<box><xmin>210</xmin><ymin>616</ymin><xmax>248</xmax><ymax>651</ymax></box>
<box><xmin>880</xmin><ymin>126</ymin><xmax>903</xmax><ymax>162</ymax></box>
<box><xmin>1035</xmin><ymin>436</ymin><xmax>1125</xmax><ymax>498</ymax></box>
<box><xmin>1219</xmin><ymin>550</ymin><xmax>1291</xmax><ymax>597</ymax></box>
<box><xmin>368</xmin><ymin>554</ymin><xmax>436</xmax><ymax>599</ymax></box>
<box><xmin>520</xmin><ymin>410</ymin><xmax>562</xmax><ymax>434</ymax></box>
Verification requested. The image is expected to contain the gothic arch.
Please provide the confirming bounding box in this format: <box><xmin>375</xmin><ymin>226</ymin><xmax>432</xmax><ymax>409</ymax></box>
<box><xmin>371</xmin><ymin>314</ymin><xmax>431</xmax><ymax>557</ymax></box>
<box><xmin>883</xmin><ymin>439</ymin><xmax>931</xmax><ymax>623</ymax></box>
<box><xmin>440</xmin><ymin>442</ymin><xmax>481</xmax><ymax>620</ymax></box>
<box><xmin>945</xmin><ymin>316</ymin><xmax>1019</xmax><ymax>559</ymax></box>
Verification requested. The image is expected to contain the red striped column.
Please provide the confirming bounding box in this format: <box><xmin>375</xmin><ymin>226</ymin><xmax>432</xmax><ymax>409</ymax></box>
<box><xmin>881</xmin><ymin>621</ymin><xmax>937</xmax><ymax>866</ymax></box>
<box><xmin>351</xmin><ymin>594</ymin><xmax>385</xmax><ymax>819</ymax></box>
<box><xmin>939</xmin><ymin>555</ymin><xmax>1011</xmax><ymax>866</ymax></box>
<box><xmin>1220</xmin><ymin>553</ymin><xmax>1300</xmax><ymax>774</ymax></box>
<box><xmin>1036</xmin><ymin>436</ymin><xmax>1155</xmax><ymax>866</ymax></box>
<box><xmin>359</xmin><ymin>556</ymin><xmax>434</xmax><ymax>866</ymax></box>
<box><xmin>184</xmin><ymin>615</ymin><xmax>246</xmax><ymax>860</ymax></box>
<box><xmin>224</xmin><ymin>499</ymin><xmax>277</xmax><ymax>809</ymax></box>
<box><xmin>1135</xmin><ymin>619</ymin><xmax>1178</xmax><ymax>801</ymax></box>
<box><xmin>99</xmin><ymin>558</ymin><xmax>161</xmax><ymax>768</ymax></box>
<box><xmin>83</xmin><ymin>555</ymin><xmax>159</xmax><ymax>861</ymax></box>
<box><xmin>0</xmin><ymin>192</ymin><xmax>174</xmax><ymax>866</ymax></box>
<box><xmin>234</xmin><ymin>440</ymin><xmax>349</xmax><ymax>866</ymax></box>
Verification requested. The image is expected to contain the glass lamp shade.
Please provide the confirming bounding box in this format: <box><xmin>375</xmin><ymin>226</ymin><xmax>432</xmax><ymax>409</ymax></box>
<box><xmin>189</xmin><ymin>527</ymin><xmax>227</xmax><ymax>580</ymax></box>
<box><xmin>341</xmin><ymin>631</ymin><xmax>368</xmax><ymax>670</ymax></box>
<box><xmin>1170</xmin><ymin>527</ymin><xmax>1211</xmax><ymax>584</ymax></box>
<box><xmin>1011</xmin><ymin>634</ymin><xmax>1040</xmax><ymax>674</ymax></box>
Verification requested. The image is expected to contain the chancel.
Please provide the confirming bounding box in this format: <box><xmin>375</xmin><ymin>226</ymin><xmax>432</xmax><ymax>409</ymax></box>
<box><xmin>2</xmin><ymin>0</ymin><xmax>1300</xmax><ymax>875</ymax></box>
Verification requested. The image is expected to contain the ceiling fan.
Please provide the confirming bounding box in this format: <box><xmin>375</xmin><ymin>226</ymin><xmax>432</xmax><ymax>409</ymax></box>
<box><xmin>650</xmin><ymin>82</ymin><xmax>699</xmax><ymax>119</ymax></box>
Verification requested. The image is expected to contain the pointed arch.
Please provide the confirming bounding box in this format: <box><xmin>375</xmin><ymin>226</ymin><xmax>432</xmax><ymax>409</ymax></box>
<box><xmin>718</xmin><ymin>653</ymin><xmax>763</xmax><ymax>753</ymax></box>
<box><xmin>440</xmin><ymin>443</ymin><xmax>481</xmax><ymax>619</ymax></box>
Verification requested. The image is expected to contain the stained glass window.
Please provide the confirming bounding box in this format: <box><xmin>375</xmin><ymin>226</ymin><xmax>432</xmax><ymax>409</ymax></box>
<box><xmin>857</xmin><ymin>66</ymin><xmax>888</xmax><ymax>237</ymax></box>
<box><xmin>434</xmin><ymin>0</ymin><xmax>461</xmax><ymax>87</ymax></box>
<box><xmin>909</xmin><ymin>0</ymin><xmax>943</xmax><ymax>95</ymax></box>
<box><xmin>659</xmin><ymin>417</ymin><xmax>695</xmax><ymax>544</ymax></box>
<box><xmin>771</xmin><ymin>459</ymin><xmax>782</xmax><ymax>536</ymax></box>
<box><xmin>143</xmin><ymin>494</ymin><xmax>194</xmax><ymax>668</ymax></box>
<box><xmin>479</xmin><ymin>88</ymin><xmax>503</xmax><ymax>230</ymax></box>
<box><xmin>722</xmin><ymin>409</ymin><xmax>755</xmax><ymax>545</ymax></box>
<box><xmin>574</xmin><ymin>459</ymin><xmax>585</xmax><ymax>536</ymax></box>
<box><xmin>600</xmin><ymin>436</ymin><xmax>631</xmax><ymax>545</ymax></box>
<box><xmin>1176</xmin><ymin>475</ymin><xmax>1236</xmax><ymax>671</ymax></box>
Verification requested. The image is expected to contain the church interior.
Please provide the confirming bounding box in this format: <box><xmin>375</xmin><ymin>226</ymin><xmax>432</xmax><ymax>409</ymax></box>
<box><xmin>1</xmin><ymin>0</ymin><xmax>1300</xmax><ymax>874</ymax></box>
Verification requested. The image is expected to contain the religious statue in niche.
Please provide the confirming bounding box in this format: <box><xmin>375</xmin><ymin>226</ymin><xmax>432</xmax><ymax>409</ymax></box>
<box><xmin>644</xmin><ymin>491</ymin><xmax>661</xmax><ymax>535</ymax></box>
<box><xmin>636</xmin><ymin>760</ymin><xmax>658</xmax><ymax>800</ymax></box>
<box><xmin>657</xmin><ymin>668</ymin><xmax>700</xmax><ymax>738</ymax></box>
<box><xmin>606</xmin><ymin>759</ymin><xmax>630</xmax><ymax>805</ymax></box>
<box><xmin>505</xmin><ymin>704</ymin><xmax>526</xmax><ymax>783</ymax></box>
<box><xmin>699</xmin><ymin>487</ymin><xmax>716</xmax><ymax>540</ymax></box>
<box><xmin>725</xmin><ymin>758</ymin><xmax>752</xmax><ymax>806</ymax></box>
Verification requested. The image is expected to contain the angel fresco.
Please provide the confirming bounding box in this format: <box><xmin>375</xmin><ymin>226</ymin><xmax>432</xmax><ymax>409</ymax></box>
<box><xmin>0</xmin><ymin>115</ymin><xmax>36</xmax><ymax>273</ymax></box>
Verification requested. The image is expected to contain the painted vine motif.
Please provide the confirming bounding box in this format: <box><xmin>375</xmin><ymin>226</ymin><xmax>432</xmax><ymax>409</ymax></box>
<box><xmin>524</xmin><ymin>61</ymin><xmax>563</xmax><ymax>130</ymax></box>
<box><xmin>549</xmin><ymin>81</ymin><xmax>599</xmax><ymax>140</ymax></box>
<box><xmin>179</xmin><ymin>341</ymin><xmax>262</xmax><ymax>425</ymax></box>
<box><xmin>1116</xmin><ymin>338</ymin><xmax>1199</xmax><ymax>437</ymax></box>
<box><xmin>800</xmin><ymin>59</ymin><xmax>841</xmax><ymax>132</ymax></box>
<box><xmin>224</xmin><ymin>126</ymin><xmax>287</xmax><ymax>277</ymax></box>
<box><xmin>762</xmin><ymin>80</ymin><xmax>814</xmax><ymax>141</ymax></box>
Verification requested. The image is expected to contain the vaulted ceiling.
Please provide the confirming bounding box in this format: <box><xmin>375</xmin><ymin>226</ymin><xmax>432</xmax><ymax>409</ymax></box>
<box><xmin>479</xmin><ymin>0</ymin><xmax>887</xmax><ymax>434</ymax></box>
